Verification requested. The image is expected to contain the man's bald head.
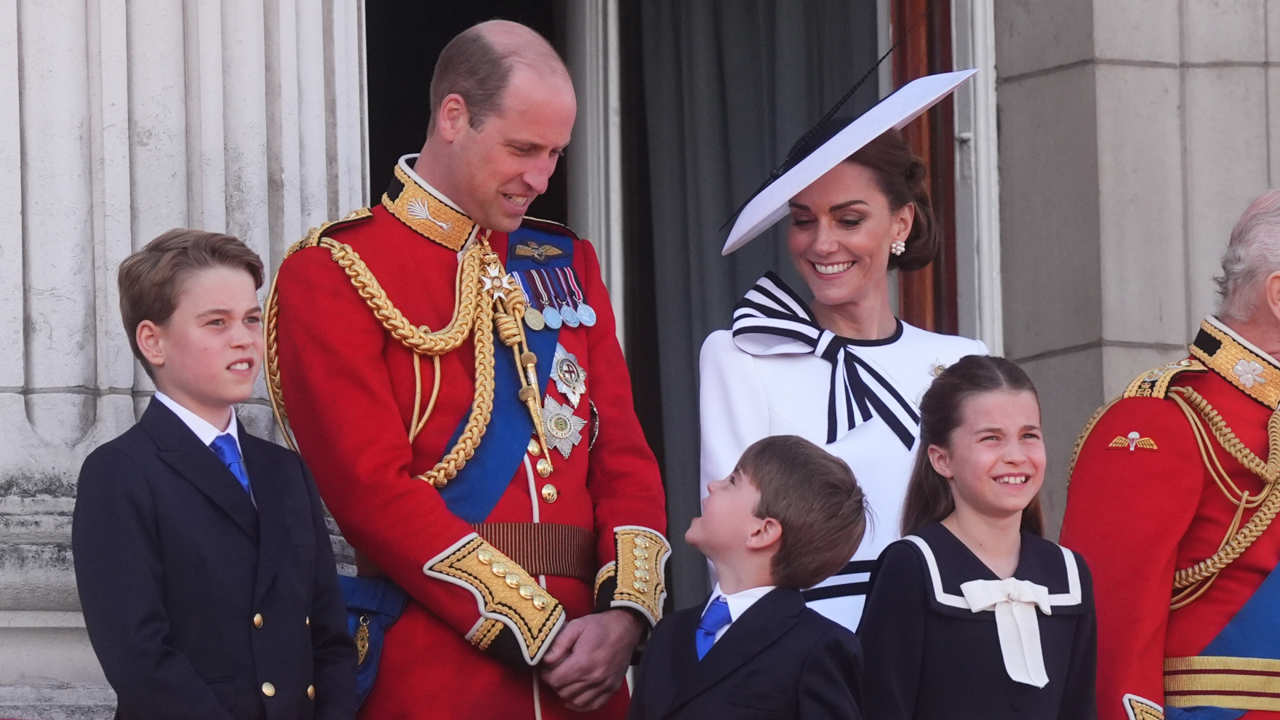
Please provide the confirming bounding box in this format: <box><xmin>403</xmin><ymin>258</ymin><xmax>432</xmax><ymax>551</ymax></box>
<box><xmin>1217</xmin><ymin>190</ymin><xmax>1280</xmax><ymax>324</ymax></box>
<box><xmin>427</xmin><ymin>20</ymin><xmax>570</xmax><ymax>135</ymax></box>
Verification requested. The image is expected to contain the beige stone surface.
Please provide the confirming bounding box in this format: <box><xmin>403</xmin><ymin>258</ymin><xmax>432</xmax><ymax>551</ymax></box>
<box><xmin>1184</xmin><ymin>0</ymin><xmax>1266</xmax><ymax>63</ymax></box>
<box><xmin>1095</xmin><ymin>64</ymin><xmax>1187</xmax><ymax>345</ymax></box>
<box><xmin>1270</xmin><ymin>67</ymin><xmax>1280</xmax><ymax>184</ymax></box>
<box><xmin>1270</xmin><ymin>0</ymin><xmax>1280</xmax><ymax>62</ymax></box>
<box><xmin>1183</xmin><ymin>65</ymin><xmax>1269</xmax><ymax>334</ymax></box>
<box><xmin>994</xmin><ymin>0</ymin><xmax>1094</xmax><ymax>79</ymax></box>
<box><xmin>998</xmin><ymin>64</ymin><xmax>1101</xmax><ymax>360</ymax></box>
<box><xmin>1093</xmin><ymin>0</ymin><xmax>1180</xmax><ymax>63</ymax></box>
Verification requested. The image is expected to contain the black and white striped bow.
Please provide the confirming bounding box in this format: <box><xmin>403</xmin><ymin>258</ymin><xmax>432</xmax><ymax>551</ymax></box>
<box><xmin>730</xmin><ymin>272</ymin><xmax>920</xmax><ymax>449</ymax></box>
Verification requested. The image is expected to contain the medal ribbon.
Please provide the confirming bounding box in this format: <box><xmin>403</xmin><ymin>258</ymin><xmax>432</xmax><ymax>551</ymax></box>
<box><xmin>528</xmin><ymin>268</ymin><xmax>554</xmax><ymax>310</ymax></box>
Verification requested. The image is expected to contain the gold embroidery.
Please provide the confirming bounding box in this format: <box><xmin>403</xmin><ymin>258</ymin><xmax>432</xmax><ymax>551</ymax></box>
<box><xmin>425</xmin><ymin>535</ymin><xmax>563</xmax><ymax>665</ymax></box>
<box><xmin>1123</xmin><ymin>693</ymin><xmax>1163</xmax><ymax>720</ymax></box>
<box><xmin>1166</xmin><ymin>655</ymin><xmax>1280</xmax><ymax>673</ymax></box>
<box><xmin>610</xmin><ymin>527</ymin><xmax>670</xmax><ymax>626</ymax></box>
<box><xmin>593</xmin><ymin>561</ymin><xmax>617</xmax><ymax>603</ymax></box>
<box><xmin>354</xmin><ymin>615</ymin><xmax>370</xmax><ymax>666</ymax></box>
<box><xmin>1106</xmin><ymin>432</ymin><xmax>1158</xmax><ymax>452</ymax></box>
<box><xmin>513</xmin><ymin>241</ymin><xmax>566</xmax><ymax>263</ymax></box>
<box><xmin>469</xmin><ymin>617</ymin><xmax>504</xmax><ymax>651</ymax></box>
<box><xmin>1191</xmin><ymin>317</ymin><xmax>1280</xmax><ymax>409</ymax></box>
<box><xmin>1163</xmin><ymin>657</ymin><xmax>1280</xmax><ymax>711</ymax></box>
<box><xmin>381</xmin><ymin>164</ymin><xmax>475</xmax><ymax>251</ymax></box>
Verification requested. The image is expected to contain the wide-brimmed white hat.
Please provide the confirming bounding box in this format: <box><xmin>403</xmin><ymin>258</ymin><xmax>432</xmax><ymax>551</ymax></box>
<box><xmin>722</xmin><ymin>68</ymin><xmax>978</xmax><ymax>256</ymax></box>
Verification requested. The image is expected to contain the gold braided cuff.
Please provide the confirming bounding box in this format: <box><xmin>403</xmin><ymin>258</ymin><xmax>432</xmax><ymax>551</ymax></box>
<box><xmin>466</xmin><ymin>617</ymin><xmax>505</xmax><ymax>652</ymax></box>
<box><xmin>597</xmin><ymin>526</ymin><xmax>670</xmax><ymax>627</ymax></box>
<box><xmin>1123</xmin><ymin>693</ymin><xmax>1163</xmax><ymax>720</ymax></box>
<box><xmin>423</xmin><ymin>534</ymin><xmax>564</xmax><ymax>665</ymax></box>
<box><xmin>593</xmin><ymin>562</ymin><xmax>617</xmax><ymax>601</ymax></box>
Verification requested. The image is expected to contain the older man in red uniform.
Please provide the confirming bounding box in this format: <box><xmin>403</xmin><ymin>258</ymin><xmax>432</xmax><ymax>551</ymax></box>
<box><xmin>266</xmin><ymin>20</ymin><xmax>668</xmax><ymax>719</ymax></box>
<box><xmin>1062</xmin><ymin>190</ymin><xmax>1280</xmax><ymax>720</ymax></box>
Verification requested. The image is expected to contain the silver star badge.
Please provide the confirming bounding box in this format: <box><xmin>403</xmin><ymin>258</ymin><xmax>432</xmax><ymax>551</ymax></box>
<box><xmin>552</xmin><ymin>344</ymin><xmax>587</xmax><ymax>407</ymax></box>
<box><xmin>541</xmin><ymin>396</ymin><xmax>586</xmax><ymax>459</ymax></box>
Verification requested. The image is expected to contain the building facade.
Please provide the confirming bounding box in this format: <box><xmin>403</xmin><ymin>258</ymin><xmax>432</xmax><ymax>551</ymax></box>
<box><xmin>2</xmin><ymin>0</ymin><xmax>1278</xmax><ymax>716</ymax></box>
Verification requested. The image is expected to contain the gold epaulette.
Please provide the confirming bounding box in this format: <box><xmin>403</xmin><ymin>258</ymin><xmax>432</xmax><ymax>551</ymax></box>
<box><xmin>265</xmin><ymin>208</ymin><xmax>376</xmax><ymax>450</ymax></box>
<box><xmin>285</xmin><ymin>207</ymin><xmax>375</xmax><ymax>257</ymax></box>
<box><xmin>1121</xmin><ymin>357</ymin><xmax>1207</xmax><ymax>399</ymax></box>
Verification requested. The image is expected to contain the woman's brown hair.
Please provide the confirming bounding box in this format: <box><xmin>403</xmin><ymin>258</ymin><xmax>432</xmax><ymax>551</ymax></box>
<box><xmin>900</xmin><ymin>355</ymin><xmax>1046</xmax><ymax>537</ymax></box>
<box><xmin>786</xmin><ymin>122</ymin><xmax>938</xmax><ymax>271</ymax></box>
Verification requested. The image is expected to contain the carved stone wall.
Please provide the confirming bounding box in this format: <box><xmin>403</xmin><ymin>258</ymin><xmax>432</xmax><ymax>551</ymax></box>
<box><xmin>0</xmin><ymin>1</ymin><xmax>366</xmax><ymax>716</ymax></box>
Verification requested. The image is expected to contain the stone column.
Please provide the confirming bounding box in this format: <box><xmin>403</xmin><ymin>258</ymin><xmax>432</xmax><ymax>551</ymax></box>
<box><xmin>0</xmin><ymin>1</ymin><xmax>367</xmax><ymax>715</ymax></box>
<box><xmin>994</xmin><ymin>0</ymin><xmax>1278</xmax><ymax>534</ymax></box>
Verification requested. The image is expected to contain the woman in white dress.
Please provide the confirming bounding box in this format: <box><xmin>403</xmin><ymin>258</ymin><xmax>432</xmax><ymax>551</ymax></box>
<box><xmin>700</xmin><ymin>72</ymin><xmax>987</xmax><ymax>631</ymax></box>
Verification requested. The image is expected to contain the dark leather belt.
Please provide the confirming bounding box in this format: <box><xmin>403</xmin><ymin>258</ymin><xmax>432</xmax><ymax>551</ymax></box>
<box><xmin>356</xmin><ymin>522</ymin><xmax>596</xmax><ymax>583</ymax></box>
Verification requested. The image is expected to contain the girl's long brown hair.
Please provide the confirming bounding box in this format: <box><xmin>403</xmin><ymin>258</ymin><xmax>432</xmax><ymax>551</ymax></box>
<box><xmin>900</xmin><ymin>355</ymin><xmax>1046</xmax><ymax>537</ymax></box>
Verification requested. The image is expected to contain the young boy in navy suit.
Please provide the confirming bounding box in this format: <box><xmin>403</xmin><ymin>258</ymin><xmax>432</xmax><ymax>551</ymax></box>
<box><xmin>630</xmin><ymin>435</ymin><xmax>865</xmax><ymax>719</ymax></box>
<box><xmin>72</xmin><ymin>229</ymin><xmax>355</xmax><ymax>719</ymax></box>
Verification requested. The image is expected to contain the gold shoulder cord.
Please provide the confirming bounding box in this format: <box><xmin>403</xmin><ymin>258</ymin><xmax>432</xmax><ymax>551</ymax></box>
<box><xmin>1167</xmin><ymin>385</ymin><xmax>1280</xmax><ymax>608</ymax></box>
<box><xmin>265</xmin><ymin>227</ymin><xmax>553</xmax><ymax>486</ymax></box>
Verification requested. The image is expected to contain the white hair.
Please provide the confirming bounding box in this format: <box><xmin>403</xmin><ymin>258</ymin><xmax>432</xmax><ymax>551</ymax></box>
<box><xmin>1216</xmin><ymin>190</ymin><xmax>1280</xmax><ymax>323</ymax></box>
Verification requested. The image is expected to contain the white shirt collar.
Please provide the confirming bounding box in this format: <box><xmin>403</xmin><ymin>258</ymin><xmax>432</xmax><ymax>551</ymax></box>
<box><xmin>154</xmin><ymin>391</ymin><xmax>241</xmax><ymax>451</ymax></box>
<box><xmin>705</xmin><ymin>583</ymin><xmax>777</xmax><ymax>624</ymax></box>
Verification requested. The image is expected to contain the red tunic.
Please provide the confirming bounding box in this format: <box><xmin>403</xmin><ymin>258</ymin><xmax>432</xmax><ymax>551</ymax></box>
<box><xmin>1062</xmin><ymin>317</ymin><xmax>1280</xmax><ymax>719</ymax></box>
<box><xmin>270</xmin><ymin>163</ymin><xmax>669</xmax><ymax>719</ymax></box>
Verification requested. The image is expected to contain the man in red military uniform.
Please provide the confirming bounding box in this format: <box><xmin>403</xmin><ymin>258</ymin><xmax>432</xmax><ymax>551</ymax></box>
<box><xmin>1062</xmin><ymin>190</ymin><xmax>1280</xmax><ymax>720</ymax></box>
<box><xmin>266</xmin><ymin>20</ymin><xmax>669</xmax><ymax>719</ymax></box>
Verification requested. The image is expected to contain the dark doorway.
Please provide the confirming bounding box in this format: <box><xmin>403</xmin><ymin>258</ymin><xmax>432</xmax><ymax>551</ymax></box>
<box><xmin>363</xmin><ymin>3</ymin><xmax>569</xmax><ymax>223</ymax></box>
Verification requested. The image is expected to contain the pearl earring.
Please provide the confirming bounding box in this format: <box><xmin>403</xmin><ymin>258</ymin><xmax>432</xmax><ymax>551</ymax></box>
<box><xmin>890</xmin><ymin>239</ymin><xmax>906</xmax><ymax>256</ymax></box>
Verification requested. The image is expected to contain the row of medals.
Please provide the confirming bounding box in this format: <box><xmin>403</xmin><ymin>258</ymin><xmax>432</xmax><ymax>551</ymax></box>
<box><xmin>512</xmin><ymin>266</ymin><xmax>597</xmax><ymax>331</ymax></box>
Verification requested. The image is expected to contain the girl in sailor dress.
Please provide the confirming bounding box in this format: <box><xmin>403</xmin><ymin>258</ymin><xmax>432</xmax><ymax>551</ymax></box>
<box><xmin>857</xmin><ymin>355</ymin><xmax>1097</xmax><ymax>719</ymax></box>
<box><xmin>700</xmin><ymin>125</ymin><xmax>986</xmax><ymax>632</ymax></box>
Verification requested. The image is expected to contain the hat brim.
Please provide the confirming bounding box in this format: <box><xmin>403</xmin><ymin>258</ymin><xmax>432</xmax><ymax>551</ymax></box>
<box><xmin>722</xmin><ymin>69</ymin><xmax>978</xmax><ymax>256</ymax></box>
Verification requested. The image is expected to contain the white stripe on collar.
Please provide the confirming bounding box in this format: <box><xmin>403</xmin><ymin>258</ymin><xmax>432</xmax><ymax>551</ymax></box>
<box><xmin>902</xmin><ymin>535</ymin><xmax>1081</xmax><ymax>609</ymax></box>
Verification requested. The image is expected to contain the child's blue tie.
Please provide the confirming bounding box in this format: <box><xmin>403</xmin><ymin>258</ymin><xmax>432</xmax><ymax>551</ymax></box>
<box><xmin>210</xmin><ymin>434</ymin><xmax>252</xmax><ymax>496</ymax></box>
<box><xmin>695</xmin><ymin>596</ymin><xmax>731</xmax><ymax>660</ymax></box>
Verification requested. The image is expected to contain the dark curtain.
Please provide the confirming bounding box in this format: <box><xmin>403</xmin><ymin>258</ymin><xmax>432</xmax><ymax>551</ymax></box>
<box><xmin>631</xmin><ymin>1</ymin><xmax>881</xmax><ymax>609</ymax></box>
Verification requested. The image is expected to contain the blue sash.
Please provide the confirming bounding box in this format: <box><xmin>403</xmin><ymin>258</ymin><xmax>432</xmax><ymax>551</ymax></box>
<box><xmin>1167</xmin><ymin>561</ymin><xmax>1280</xmax><ymax>720</ymax></box>
<box><xmin>436</xmin><ymin>227</ymin><xmax>571</xmax><ymax>522</ymax></box>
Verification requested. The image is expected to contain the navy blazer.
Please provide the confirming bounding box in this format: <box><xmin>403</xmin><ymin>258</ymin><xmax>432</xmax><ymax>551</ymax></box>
<box><xmin>629</xmin><ymin>587</ymin><xmax>862</xmax><ymax>719</ymax></box>
<box><xmin>72</xmin><ymin>399</ymin><xmax>355</xmax><ymax>719</ymax></box>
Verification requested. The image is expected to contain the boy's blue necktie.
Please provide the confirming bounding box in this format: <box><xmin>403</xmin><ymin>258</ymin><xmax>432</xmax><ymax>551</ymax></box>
<box><xmin>695</xmin><ymin>596</ymin><xmax>731</xmax><ymax>660</ymax></box>
<box><xmin>210</xmin><ymin>434</ymin><xmax>252</xmax><ymax>496</ymax></box>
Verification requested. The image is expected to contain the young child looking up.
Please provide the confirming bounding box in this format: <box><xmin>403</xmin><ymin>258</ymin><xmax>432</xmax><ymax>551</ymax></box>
<box><xmin>859</xmin><ymin>355</ymin><xmax>1096</xmax><ymax>719</ymax></box>
<box><xmin>630</xmin><ymin>435</ymin><xmax>865</xmax><ymax>720</ymax></box>
<box><xmin>72</xmin><ymin>229</ymin><xmax>355</xmax><ymax>719</ymax></box>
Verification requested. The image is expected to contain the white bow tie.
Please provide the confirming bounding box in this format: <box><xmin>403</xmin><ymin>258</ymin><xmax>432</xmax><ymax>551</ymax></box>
<box><xmin>960</xmin><ymin>577</ymin><xmax>1052</xmax><ymax>688</ymax></box>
